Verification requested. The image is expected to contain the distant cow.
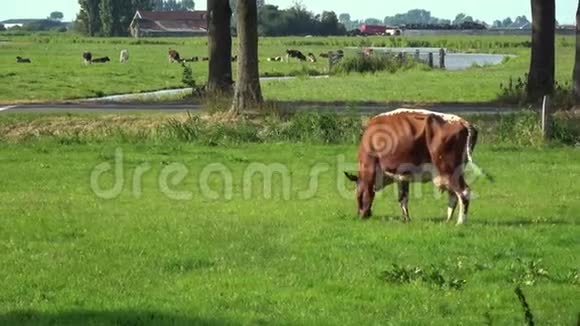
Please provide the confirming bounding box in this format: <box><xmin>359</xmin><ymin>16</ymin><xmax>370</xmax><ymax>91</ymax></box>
<box><xmin>267</xmin><ymin>56</ymin><xmax>283</xmax><ymax>62</ymax></box>
<box><xmin>362</xmin><ymin>47</ymin><xmax>374</xmax><ymax>57</ymax></box>
<box><xmin>168</xmin><ymin>49</ymin><xmax>182</xmax><ymax>63</ymax></box>
<box><xmin>16</xmin><ymin>56</ymin><xmax>31</xmax><ymax>63</ymax></box>
<box><xmin>201</xmin><ymin>57</ymin><xmax>209</xmax><ymax>61</ymax></box>
<box><xmin>307</xmin><ymin>53</ymin><xmax>316</xmax><ymax>63</ymax></box>
<box><xmin>92</xmin><ymin>56</ymin><xmax>110</xmax><ymax>63</ymax></box>
<box><xmin>120</xmin><ymin>49</ymin><xmax>129</xmax><ymax>63</ymax></box>
<box><xmin>82</xmin><ymin>51</ymin><xmax>92</xmax><ymax>64</ymax></box>
<box><xmin>286</xmin><ymin>49</ymin><xmax>306</xmax><ymax>62</ymax></box>
<box><xmin>344</xmin><ymin>109</ymin><xmax>492</xmax><ymax>224</ymax></box>
<box><xmin>183</xmin><ymin>56</ymin><xmax>199</xmax><ymax>62</ymax></box>
<box><xmin>231</xmin><ymin>55</ymin><xmax>238</xmax><ymax>62</ymax></box>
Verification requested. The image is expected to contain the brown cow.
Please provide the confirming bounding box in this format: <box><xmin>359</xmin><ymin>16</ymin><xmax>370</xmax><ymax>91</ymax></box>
<box><xmin>344</xmin><ymin>109</ymin><xmax>491</xmax><ymax>225</ymax></box>
<box><xmin>168</xmin><ymin>49</ymin><xmax>182</xmax><ymax>63</ymax></box>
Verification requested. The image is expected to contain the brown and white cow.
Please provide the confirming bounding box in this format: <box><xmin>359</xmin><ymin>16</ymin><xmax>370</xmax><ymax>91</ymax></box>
<box><xmin>344</xmin><ymin>108</ymin><xmax>491</xmax><ymax>225</ymax></box>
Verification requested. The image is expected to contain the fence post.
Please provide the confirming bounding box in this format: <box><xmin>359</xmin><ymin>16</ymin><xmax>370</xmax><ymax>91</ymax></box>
<box><xmin>414</xmin><ymin>49</ymin><xmax>420</xmax><ymax>61</ymax></box>
<box><xmin>428</xmin><ymin>52</ymin><xmax>434</xmax><ymax>68</ymax></box>
<box><xmin>439</xmin><ymin>48</ymin><xmax>446</xmax><ymax>69</ymax></box>
<box><xmin>397</xmin><ymin>52</ymin><xmax>404</xmax><ymax>64</ymax></box>
<box><xmin>542</xmin><ymin>95</ymin><xmax>553</xmax><ymax>140</ymax></box>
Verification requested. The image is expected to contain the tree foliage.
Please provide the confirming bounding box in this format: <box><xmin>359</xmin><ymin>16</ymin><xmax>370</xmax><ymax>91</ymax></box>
<box><xmin>257</xmin><ymin>4</ymin><xmax>345</xmax><ymax>36</ymax></box>
<box><xmin>49</xmin><ymin>11</ymin><xmax>64</xmax><ymax>21</ymax></box>
<box><xmin>76</xmin><ymin>0</ymin><xmax>194</xmax><ymax>36</ymax></box>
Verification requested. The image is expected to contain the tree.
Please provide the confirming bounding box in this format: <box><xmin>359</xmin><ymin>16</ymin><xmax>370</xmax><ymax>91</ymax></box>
<box><xmin>574</xmin><ymin>0</ymin><xmax>580</xmax><ymax>105</ymax></box>
<box><xmin>527</xmin><ymin>0</ymin><xmax>555</xmax><ymax>100</ymax></box>
<box><xmin>339</xmin><ymin>13</ymin><xmax>350</xmax><ymax>24</ymax></box>
<box><xmin>502</xmin><ymin>17</ymin><xmax>513</xmax><ymax>27</ymax></box>
<box><xmin>514</xmin><ymin>15</ymin><xmax>530</xmax><ymax>26</ymax></box>
<box><xmin>364</xmin><ymin>18</ymin><xmax>381</xmax><ymax>25</ymax></box>
<box><xmin>320</xmin><ymin>11</ymin><xmax>340</xmax><ymax>35</ymax></box>
<box><xmin>453</xmin><ymin>13</ymin><xmax>466</xmax><ymax>25</ymax></box>
<box><xmin>99</xmin><ymin>0</ymin><xmax>116</xmax><ymax>36</ymax></box>
<box><xmin>78</xmin><ymin>0</ymin><xmax>101</xmax><ymax>36</ymax></box>
<box><xmin>492</xmin><ymin>20</ymin><xmax>502</xmax><ymax>28</ymax></box>
<box><xmin>50</xmin><ymin>11</ymin><xmax>64</xmax><ymax>21</ymax></box>
<box><xmin>207</xmin><ymin>0</ymin><xmax>233</xmax><ymax>93</ymax></box>
<box><xmin>183</xmin><ymin>0</ymin><xmax>195</xmax><ymax>10</ymax></box>
<box><xmin>231</xmin><ymin>0</ymin><xmax>263</xmax><ymax>114</ymax></box>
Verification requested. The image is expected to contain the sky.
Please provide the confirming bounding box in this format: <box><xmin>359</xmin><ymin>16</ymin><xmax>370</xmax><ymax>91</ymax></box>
<box><xmin>0</xmin><ymin>0</ymin><xmax>576</xmax><ymax>25</ymax></box>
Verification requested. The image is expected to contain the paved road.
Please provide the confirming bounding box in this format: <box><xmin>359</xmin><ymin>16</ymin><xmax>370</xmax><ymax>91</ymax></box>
<box><xmin>0</xmin><ymin>102</ymin><xmax>519</xmax><ymax>115</ymax></box>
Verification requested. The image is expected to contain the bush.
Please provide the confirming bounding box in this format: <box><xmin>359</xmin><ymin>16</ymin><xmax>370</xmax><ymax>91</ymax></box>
<box><xmin>490</xmin><ymin>110</ymin><xmax>580</xmax><ymax>146</ymax></box>
<box><xmin>332</xmin><ymin>52</ymin><xmax>419</xmax><ymax>75</ymax></box>
<box><xmin>498</xmin><ymin>74</ymin><xmax>575</xmax><ymax>109</ymax></box>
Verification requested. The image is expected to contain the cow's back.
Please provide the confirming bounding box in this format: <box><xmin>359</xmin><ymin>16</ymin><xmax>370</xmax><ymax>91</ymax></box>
<box><xmin>360</xmin><ymin>109</ymin><xmax>469</xmax><ymax>173</ymax></box>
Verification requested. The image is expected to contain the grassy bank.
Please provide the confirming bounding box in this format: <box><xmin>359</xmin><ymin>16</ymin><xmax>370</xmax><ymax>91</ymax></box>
<box><xmin>0</xmin><ymin>33</ymin><xmax>575</xmax><ymax>104</ymax></box>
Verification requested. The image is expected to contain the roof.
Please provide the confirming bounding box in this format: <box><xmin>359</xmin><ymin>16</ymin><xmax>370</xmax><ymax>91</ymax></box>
<box><xmin>135</xmin><ymin>10</ymin><xmax>207</xmax><ymax>21</ymax></box>
<box><xmin>134</xmin><ymin>18</ymin><xmax>207</xmax><ymax>32</ymax></box>
<box><xmin>1</xmin><ymin>18</ymin><xmax>43</xmax><ymax>24</ymax></box>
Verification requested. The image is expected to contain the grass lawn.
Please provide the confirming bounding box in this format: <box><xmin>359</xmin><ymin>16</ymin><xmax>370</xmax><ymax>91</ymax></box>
<box><xmin>0</xmin><ymin>33</ymin><xmax>575</xmax><ymax>103</ymax></box>
<box><xmin>0</xmin><ymin>139</ymin><xmax>578</xmax><ymax>325</ymax></box>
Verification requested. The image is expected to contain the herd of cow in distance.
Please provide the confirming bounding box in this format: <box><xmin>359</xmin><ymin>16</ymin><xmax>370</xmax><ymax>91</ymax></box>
<box><xmin>15</xmin><ymin>48</ymin><xmax>344</xmax><ymax>65</ymax></box>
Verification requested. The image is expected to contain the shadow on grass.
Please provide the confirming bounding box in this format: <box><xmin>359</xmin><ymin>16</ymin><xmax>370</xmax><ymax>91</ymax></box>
<box><xmin>0</xmin><ymin>310</ymin><xmax>239</xmax><ymax>326</ymax></box>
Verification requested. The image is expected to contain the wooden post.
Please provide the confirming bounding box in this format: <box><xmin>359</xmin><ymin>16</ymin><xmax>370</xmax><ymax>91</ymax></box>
<box><xmin>428</xmin><ymin>52</ymin><xmax>434</xmax><ymax>68</ymax></box>
<box><xmin>542</xmin><ymin>95</ymin><xmax>553</xmax><ymax>140</ymax></box>
<box><xmin>397</xmin><ymin>52</ymin><xmax>404</xmax><ymax>64</ymax></box>
<box><xmin>414</xmin><ymin>49</ymin><xmax>420</xmax><ymax>61</ymax></box>
<box><xmin>439</xmin><ymin>48</ymin><xmax>446</xmax><ymax>69</ymax></box>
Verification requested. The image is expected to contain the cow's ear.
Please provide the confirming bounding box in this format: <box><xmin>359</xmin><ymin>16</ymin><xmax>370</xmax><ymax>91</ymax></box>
<box><xmin>344</xmin><ymin>172</ymin><xmax>358</xmax><ymax>182</ymax></box>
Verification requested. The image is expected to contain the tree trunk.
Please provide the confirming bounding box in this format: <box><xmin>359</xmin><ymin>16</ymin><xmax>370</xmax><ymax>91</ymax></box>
<box><xmin>230</xmin><ymin>0</ymin><xmax>263</xmax><ymax>114</ymax></box>
<box><xmin>527</xmin><ymin>0</ymin><xmax>555</xmax><ymax>101</ymax></box>
<box><xmin>207</xmin><ymin>0</ymin><xmax>233</xmax><ymax>94</ymax></box>
<box><xmin>574</xmin><ymin>0</ymin><xmax>580</xmax><ymax>105</ymax></box>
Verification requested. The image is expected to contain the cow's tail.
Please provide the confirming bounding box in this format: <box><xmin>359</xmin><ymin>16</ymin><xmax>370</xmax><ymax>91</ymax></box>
<box><xmin>465</xmin><ymin>124</ymin><xmax>495</xmax><ymax>183</ymax></box>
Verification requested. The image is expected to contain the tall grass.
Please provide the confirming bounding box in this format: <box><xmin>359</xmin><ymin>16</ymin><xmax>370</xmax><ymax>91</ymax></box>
<box><xmin>332</xmin><ymin>53</ymin><xmax>422</xmax><ymax>74</ymax></box>
<box><xmin>2</xmin><ymin>111</ymin><xmax>579</xmax><ymax>146</ymax></box>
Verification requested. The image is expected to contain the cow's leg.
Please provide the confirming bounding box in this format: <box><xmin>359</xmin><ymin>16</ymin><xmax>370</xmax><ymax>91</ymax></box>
<box><xmin>450</xmin><ymin>175</ymin><xmax>470</xmax><ymax>225</ymax></box>
<box><xmin>398</xmin><ymin>181</ymin><xmax>410</xmax><ymax>222</ymax></box>
<box><xmin>446</xmin><ymin>190</ymin><xmax>458</xmax><ymax>223</ymax></box>
<box><xmin>357</xmin><ymin>182</ymin><xmax>375</xmax><ymax>219</ymax></box>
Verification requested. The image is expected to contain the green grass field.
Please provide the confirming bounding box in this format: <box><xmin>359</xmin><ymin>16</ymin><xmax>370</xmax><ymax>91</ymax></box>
<box><xmin>0</xmin><ymin>33</ymin><xmax>575</xmax><ymax>103</ymax></box>
<box><xmin>0</xmin><ymin>132</ymin><xmax>579</xmax><ymax>324</ymax></box>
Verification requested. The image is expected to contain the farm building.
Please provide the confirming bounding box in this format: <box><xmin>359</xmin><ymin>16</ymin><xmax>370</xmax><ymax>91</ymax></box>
<box><xmin>129</xmin><ymin>10</ymin><xmax>208</xmax><ymax>38</ymax></box>
<box><xmin>0</xmin><ymin>19</ymin><xmax>43</xmax><ymax>29</ymax></box>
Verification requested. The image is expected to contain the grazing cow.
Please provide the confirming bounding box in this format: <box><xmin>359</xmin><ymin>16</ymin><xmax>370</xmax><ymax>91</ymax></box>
<box><xmin>344</xmin><ymin>109</ymin><xmax>491</xmax><ymax>225</ymax></box>
<box><xmin>183</xmin><ymin>56</ymin><xmax>199</xmax><ymax>62</ymax></box>
<box><xmin>286</xmin><ymin>49</ymin><xmax>306</xmax><ymax>62</ymax></box>
<box><xmin>201</xmin><ymin>57</ymin><xmax>209</xmax><ymax>61</ymax></box>
<box><xmin>82</xmin><ymin>51</ymin><xmax>92</xmax><ymax>64</ymax></box>
<box><xmin>16</xmin><ymin>56</ymin><xmax>31</xmax><ymax>63</ymax></box>
<box><xmin>92</xmin><ymin>56</ymin><xmax>110</xmax><ymax>63</ymax></box>
<box><xmin>307</xmin><ymin>53</ymin><xmax>316</xmax><ymax>63</ymax></box>
<box><xmin>120</xmin><ymin>49</ymin><xmax>129</xmax><ymax>63</ymax></box>
<box><xmin>168</xmin><ymin>49</ymin><xmax>182</xmax><ymax>63</ymax></box>
<box><xmin>267</xmin><ymin>56</ymin><xmax>283</xmax><ymax>62</ymax></box>
<box><xmin>362</xmin><ymin>47</ymin><xmax>374</xmax><ymax>57</ymax></box>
